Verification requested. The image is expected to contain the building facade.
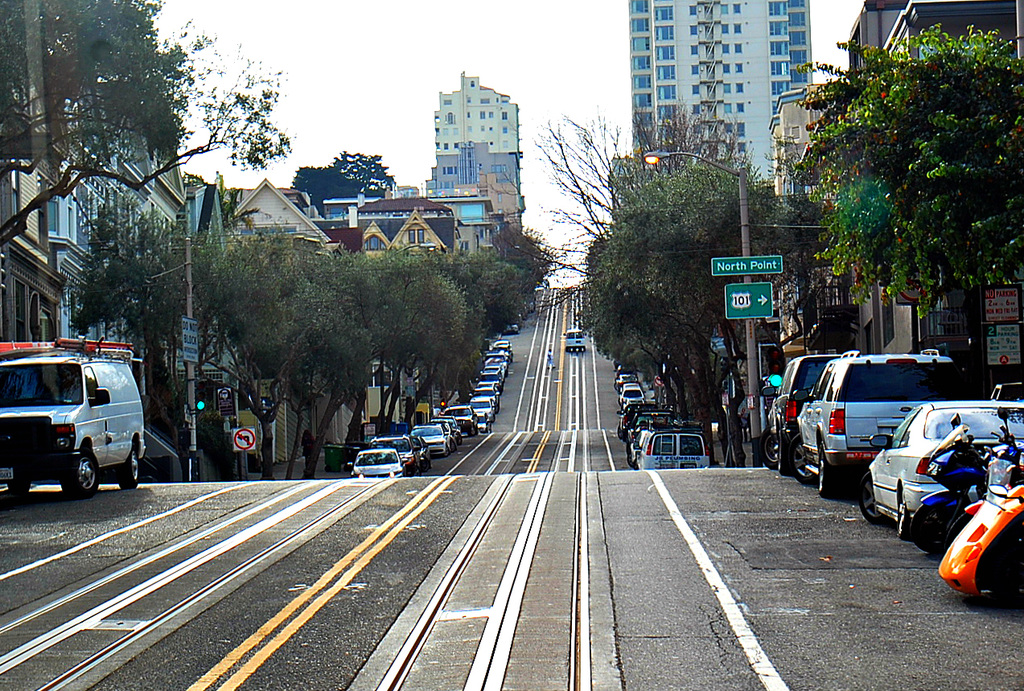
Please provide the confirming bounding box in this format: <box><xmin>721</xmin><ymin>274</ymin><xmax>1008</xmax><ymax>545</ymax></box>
<box><xmin>629</xmin><ymin>0</ymin><xmax>811</xmax><ymax>168</ymax></box>
<box><xmin>427</xmin><ymin>74</ymin><xmax>524</xmax><ymax>246</ymax></box>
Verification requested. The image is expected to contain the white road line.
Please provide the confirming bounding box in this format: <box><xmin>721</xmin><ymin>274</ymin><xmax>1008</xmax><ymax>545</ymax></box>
<box><xmin>484</xmin><ymin>432</ymin><xmax>525</xmax><ymax>475</ymax></box>
<box><xmin>601</xmin><ymin>429</ymin><xmax>616</xmax><ymax>472</ymax></box>
<box><xmin>0</xmin><ymin>484</ymin><xmax>247</xmax><ymax>583</ymax></box>
<box><xmin>646</xmin><ymin>471</ymin><xmax>789</xmax><ymax>691</ymax></box>
<box><xmin>445</xmin><ymin>433</ymin><xmax>496</xmax><ymax>475</ymax></box>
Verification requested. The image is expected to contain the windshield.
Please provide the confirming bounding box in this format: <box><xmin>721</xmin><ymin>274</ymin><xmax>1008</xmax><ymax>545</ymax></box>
<box><xmin>412</xmin><ymin>426</ymin><xmax>444</xmax><ymax>437</ymax></box>
<box><xmin>0</xmin><ymin>364</ymin><xmax>83</xmax><ymax>406</ymax></box>
<box><xmin>924</xmin><ymin>408</ymin><xmax>1024</xmax><ymax>441</ymax></box>
<box><xmin>470</xmin><ymin>400</ymin><xmax>490</xmax><ymax>409</ymax></box>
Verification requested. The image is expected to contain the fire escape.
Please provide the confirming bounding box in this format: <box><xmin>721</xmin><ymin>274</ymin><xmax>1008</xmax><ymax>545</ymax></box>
<box><xmin>697</xmin><ymin>0</ymin><xmax>725</xmax><ymax>157</ymax></box>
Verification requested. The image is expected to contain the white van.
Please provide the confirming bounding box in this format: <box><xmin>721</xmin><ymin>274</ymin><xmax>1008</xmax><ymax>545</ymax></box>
<box><xmin>564</xmin><ymin>329</ymin><xmax>586</xmax><ymax>353</ymax></box>
<box><xmin>0</xmin><ymin>343</ymin><xmax>145</xmax><ymax>499</ymax></box>
<box><xmin>635</xmin><ymin>429</ymin><xmax>710</xmax><ymax>470</ymax></box>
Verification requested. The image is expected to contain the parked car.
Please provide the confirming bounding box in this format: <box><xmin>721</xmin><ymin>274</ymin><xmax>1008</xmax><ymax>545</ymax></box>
<box><xmin>369</xmin><ymin>435</ymin><xmax>427</xmax><ymax>472</ymax></box>
<box><xmin>490</xmin><ymin>340</ymin><xmax>513</xmax><ymax>362</ymax></box>
<box><xmin>624</xmin><ymin>412</ymin><xmax>694</xmax><ymax>466</ymax></box>
<box><xmin>430</xmin><ymin>417</ymin><xmax>461</xmax><ymax>450</ymax></box>
<box><xmin>443</xmin><ymin>405</ymin><xmax>479</xmax><ymax>437</ymax></box>
<box><xmin>481</xmin><ymin>364</ymin><xmax>506</xmax><ymax>384</ymax></box>
<box><xmin>860</xmin><ymin>401</ymin><xmax>1024</xmax><ymax>537</ymax></box>
<box><xmin>614</xmin><ymin>371</ymin><xmax>639</xmax><ymax>393</ymax></box>
<box><xmin>410</xmin><ymin>425</ymin><xmax>449</xmax><ymax>458</ymax></box>
<box><xmin>0</xmin><ymin>344</ymin><xmax>146</xmax><ymax>499</ymax></box>
<box><xmin>352</xmin><ymin>448</ymin><xmax>403</xmax><ymax>477</ymax></box>
<box><xmin>618</xmin><ymin>383</ymin><xmax>646</xmax><ymax>411</ymax></box>
<box><xmin>634</xmin><ymin>427</ymin><xmax>710</xmax><ymax>470</ymax></box>
<box><xmin>473</xmin><ymin>382</ymin><xmax>501</xmax><ymax>410</ymax></box>
<box><xmin>477</xmin><ymin>371</ymin><xmax>504</xmax><ymax>393</ymax></box>
<box><xmin>502</xmin><ymin>323</ymin><xmax>520</xmax><ymax>335</ymax></box>
<box><xmin>762</xmin><ymin>354</ymin><xmax>836</xmax><ymax>478</ymax></box>
<box><xmin>469</xmin><ymin>396</ymin><xmax>496</xmax><ymax>423</ymax></box>
<box><xmin>564</xmin><ymin>329</ymin><xmax>586</xmax><ymax>353</ymax></box>
<box><xmin>793</xmin><ymin>352</ymin><xmax>969</xmax><ymax>497</ymax></box>
<box><xmin>618</xmin><ymin>401</ymin><xmax>662</xmax><ymax>440</ymax></box>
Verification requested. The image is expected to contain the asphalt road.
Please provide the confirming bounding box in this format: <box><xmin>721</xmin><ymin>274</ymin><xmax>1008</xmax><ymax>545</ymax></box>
<box><xmin>1</xmin><ymin>293</ymin><xmax>1021</xmax><ymax>690</ymax></box>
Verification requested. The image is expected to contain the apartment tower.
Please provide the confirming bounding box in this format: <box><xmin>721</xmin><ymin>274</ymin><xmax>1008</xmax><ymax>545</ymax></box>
<box><xmin>629</xmin><ymin>0</ymin><xmax>811</xmax><ymax>168</ymax></box>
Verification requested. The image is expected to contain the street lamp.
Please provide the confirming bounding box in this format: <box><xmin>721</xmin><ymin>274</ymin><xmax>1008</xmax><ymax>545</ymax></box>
<box><xmin>644</xmin><ymin>150</ymin><xmax>763</xmax><ymax>466</ymax></box>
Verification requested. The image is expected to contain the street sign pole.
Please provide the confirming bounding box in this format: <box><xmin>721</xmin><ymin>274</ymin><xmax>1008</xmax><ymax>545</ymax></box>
<box><xmin>184</xmin><ymin>235</ymin><xmax>196</xmax><ymax>482</ymax></box>
<box><xmin>739</xmin><ymin>169</ymin><xmax>763</xmax><ymax>467</ymax></box>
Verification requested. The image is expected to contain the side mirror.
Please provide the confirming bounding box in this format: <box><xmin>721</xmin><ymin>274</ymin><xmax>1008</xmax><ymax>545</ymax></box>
<box><xmin>761</xmin><ymin>385</ymin><xmax>778</xmax><ymax>397</ymax></box>
<box><xmin>870</xmin><ymin>434</ymin><xmax>892</xmax><ymax>449</ymax></box>
<box><xmin>89</xmin><ymin>388</ymin><xmax>111</xmax><ymax>407</ymax></box>
<box><xmin>792</xmin><ymin>389</ymin><xmax>811</xmax><ymax>403</ymax></box>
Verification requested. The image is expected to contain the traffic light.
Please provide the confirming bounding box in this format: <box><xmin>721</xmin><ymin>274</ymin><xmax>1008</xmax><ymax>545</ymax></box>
<box><xmin>764</xmin><ymin>345</ymin><xmax>785</xmax><ymax>387</ymax></box>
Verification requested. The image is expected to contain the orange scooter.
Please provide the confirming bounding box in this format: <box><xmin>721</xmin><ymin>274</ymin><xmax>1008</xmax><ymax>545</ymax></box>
<box><xmin>939</xmin><ymin>409</ymin><xmax>1024</xmax><ymax>603</ymax></box>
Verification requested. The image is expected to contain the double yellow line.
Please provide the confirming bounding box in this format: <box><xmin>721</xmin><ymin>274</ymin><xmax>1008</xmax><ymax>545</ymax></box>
<box><xmin>188</xmin><ymin>476</ymin><xmax>457</xmax><ymax>691</ymax></box>
<box><xmin>527</xmin><ymin>431</ymin><xmax>553</xmax><ymax>473</ymax></box>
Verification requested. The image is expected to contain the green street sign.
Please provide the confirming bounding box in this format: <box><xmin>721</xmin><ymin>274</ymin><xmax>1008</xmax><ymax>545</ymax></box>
<box><xmin>725</xmin><ymin>282</ymin><xmax>774</xmax><ymax>319</ymax></box>
<box><xmin>711</xmin><ymin>255</ymin><xmax>783</xmax><ymax>276</ymax></box>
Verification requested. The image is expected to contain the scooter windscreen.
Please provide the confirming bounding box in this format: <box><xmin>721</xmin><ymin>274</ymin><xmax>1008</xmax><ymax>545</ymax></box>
<box><xmin>931</xmin><ymin>423</ymin><xmax>970</xmax><ymax>457</ymax></box>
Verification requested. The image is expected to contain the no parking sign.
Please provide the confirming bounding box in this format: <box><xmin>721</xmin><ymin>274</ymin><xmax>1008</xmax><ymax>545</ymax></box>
<box><xmin>232</xmin><ymin>427</ymin><xmax>257</xmax><ymax>453</ymax></box>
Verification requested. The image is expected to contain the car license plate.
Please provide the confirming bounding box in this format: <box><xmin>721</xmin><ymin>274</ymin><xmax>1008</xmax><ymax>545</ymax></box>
<box><xmin>0</xmin><ymin>468</ymin><xmax>12</xmax><ymax>480</ymax></box>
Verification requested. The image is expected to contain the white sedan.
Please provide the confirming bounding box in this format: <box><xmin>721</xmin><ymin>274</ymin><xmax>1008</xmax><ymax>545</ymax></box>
<box><xmin>859</xmin><ymin>401</ymin><xmax>1024</xmax><ymax>538</ymax></box>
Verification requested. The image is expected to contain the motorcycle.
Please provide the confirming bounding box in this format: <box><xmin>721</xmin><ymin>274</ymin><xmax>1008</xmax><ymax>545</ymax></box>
<box><xmin>402</xmin><ymin>454</ymin><xmax>420</xmax><ymax>477</ymax></box>
<box><xmin>939</xmin><ymin>408</ymin><xmax>1024</xmax><ymax>603</ymax></box>
<box><xmin>909</xmin><ymin>421</ymin><xmax>987</xmax><ymax>554</ymax></box>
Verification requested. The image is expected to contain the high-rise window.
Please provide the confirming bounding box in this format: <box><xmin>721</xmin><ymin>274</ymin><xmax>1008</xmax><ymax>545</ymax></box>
<box><xmin>655</xmin><ymin>6</ymin><xmax>673</xmax><ymax>20</ymax></box>
<box><xmin>790</xmin><ymin>31</ymin><xmax>806</xmax><ymax>45</ymax></box>
<box><xmin>632</xmin><ymin>37</ymin><xmax>651</xmax><ymax>51</ymax></box>
<box><xmin>635</xmin><ymin>75</ymin><xmax>653</xmax><ymax>89</ymax></box>
<box><xmin>632</xmin><ymin>18</ymin><xmax>650</xmax><ymax>33</ymax></box>
<box><xmin>736</xmin><ymin>103</ymin><xmax>745</xmax><ymax>113</ymax></box>
<box><xmin>771</xmin><ymin>81</ymin><xmax>790</xmax><ymax>96</ymax></box>
<box><xmin>691</xmin><ymin>45</ymin><xmax>698</xmax><ymax>55</ymax></box>
<box><xmin>657</xmin><ymin>45</ymin><xmax>676</xmax><ymax>60</ymax></box>
<box><xmin>769</xmin><ymin>1</ymin><xmax>787</xmax><ymax>15</ymax></box>
<box><xmin>635</xmin><ymin>93</ymin><xmax>653</xmax><ymax>107</ymax></box>
<box><xmin>770</xmin><ymin>61</ymin><xmax>789</xmax><ymax>76</ymax></box>
<box><xmin>791</xmin><ymin>49</ymin><xmax>807</xmax><ymax>64</ymax></box>
<box><xmin>631</xmin><ymin>0</ymin><xmax>649</xmax><ymax>12</ymax></box>
<box><xmin>790</xmin><ymin>12</ymin><xmax>806</xmax><ymax>27</ymax></box>
<box><xmin>770</xmin><ymin>41</ymin><xmax>789</xmax><ymax>56</ymax></box>
<box><xmin>657</xmin><ymin>65</ymin><xmax>676</xmax><ymax>79</ymax></box>
<box><xmin>657</xmin><ymin>85</ymin><xmax>677</xmax><ymax>100</ymax></box>
<box><xmin>769</xmin><ymin>21</ymin><xmax>788</xmax><ymax>36</ymax></box>
<box><xmin>735</xmin><ymin>63</ymin><xmax>743</xmax><ymax>73</ymax></box>
<box><xmin>734</xmin><ymin>23</ymin><xmax>742</xmax><ymax>34</ymax></box>
<box><xmin>634</xmin><ymin>56</ymin><xmax>652</xmax><ymax>70</ymax></box>
<box><xmin>691</xmin><ymin>65</ymin><xmax>699</xmax><ymax>75</ymax></box>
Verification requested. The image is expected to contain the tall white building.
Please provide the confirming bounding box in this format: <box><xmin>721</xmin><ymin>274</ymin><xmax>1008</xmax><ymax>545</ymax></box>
<box><xmin>427</xmin><ymin>74</ymin><xmax>524</xmax><ymax>221</ymax></box>
<box><xmin>629</xmin><ymin>0</ymin><xmax>811</xmax><ymax>169</ymax></box>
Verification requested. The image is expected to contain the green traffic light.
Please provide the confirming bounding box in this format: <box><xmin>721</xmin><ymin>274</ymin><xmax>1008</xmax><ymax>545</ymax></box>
<box><xmin>196</xmin><ymin>400</ymin><xmax>206</xmax><ymax>411</ymax></box>
<box><xmin>768</xmin><ymin>374</ymin><xmax>783</xmax><ymax>388</ymax></box>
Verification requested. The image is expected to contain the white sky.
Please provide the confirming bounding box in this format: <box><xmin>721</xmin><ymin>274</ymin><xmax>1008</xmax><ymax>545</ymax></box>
<box><xmin>156</xmin><ymin>0</ymin><xmax>864</xmax><ymax>240</ymax></box>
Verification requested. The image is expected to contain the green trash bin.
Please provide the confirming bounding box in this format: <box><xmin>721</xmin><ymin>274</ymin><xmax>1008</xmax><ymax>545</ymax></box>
<box><xmin>323</xmin><ymin>444</ymin><xmax>344</xmax><ymax>472</ymax></box>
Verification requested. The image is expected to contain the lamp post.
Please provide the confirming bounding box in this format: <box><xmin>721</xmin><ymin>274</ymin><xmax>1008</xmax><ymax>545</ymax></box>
<box><xmin>644</xmin><ymin>150</ymin><xmax>762</xmax><ymax>466</ymax></box>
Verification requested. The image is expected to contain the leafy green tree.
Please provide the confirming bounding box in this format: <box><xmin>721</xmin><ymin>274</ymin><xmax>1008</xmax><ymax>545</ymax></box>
<box><xmin>72</xmin><ymin>194</ymin><xmax>187</xmax><ymax>444</ymax></box>
<box><xmin>292</xmin><ymin>152</ymin><xmax>395</xmax><ymax>213</ymax></box>
<box><xmin>0</xmin><ymin>0</ymin><xmax>289</xmax><ymax>244</ymax></box>
<box><xmin>801</xmin><ymin>28</ymin><xmax>1024</xmax><ymax>311</ymax></box>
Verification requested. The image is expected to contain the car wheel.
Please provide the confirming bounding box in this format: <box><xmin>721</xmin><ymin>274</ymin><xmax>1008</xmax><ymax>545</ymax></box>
<box><xmin>910</xmin><ymin>503</ymin><xmax>953</xmax><ymax>554</ymax></box>
<box><xmin>778</xmin><ymin>434</ymin><xmax>795</xmax><ymax>477</ymax></box>
<box><xmin>61</xmin><ymin>453</ymin><xmax>99</xmax><ymax>499</ymax></box>
<box><xmin>761</xmin><ymin>432</ymin><xmax>780</xmax><ymax>470</ymax></box>
<box><xmin>6</xmin><ymin>479</ymin><xmax>31</xmax><ymax>496</ymax></box>
<box><xmin>817</xmin><ymin>441</ymin><xmax>841</xmax><ymax>498</ymax></box>
<box><xmin>790</xmin><ymin>439</ymin><xmax>815</xmax><ymax>485</ymax></box>
<box><xmin>117</xmin><ymin>447</ymin><xmax>140</xmax><ymax>490</ymax></box>
<box><xmin>896</xmin><ymin>490</ymin><xmax>912</xmax><ymax>541</ymax></box>
<box><xmin>858</xmin><ymin>471</ymin><xmax>888</xmax><ymax>525</ymax></box>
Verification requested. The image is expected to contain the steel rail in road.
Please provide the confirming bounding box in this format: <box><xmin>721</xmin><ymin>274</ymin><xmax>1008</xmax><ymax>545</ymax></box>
<box><xmin>370</xmin><ymin>471</ymin><xmax>593</xmax><ymax>690</ymax></box>
<box><xmin>0</xmin><ymin>480</ymin><xmax>388</xmax><ymax>689</ymax></box>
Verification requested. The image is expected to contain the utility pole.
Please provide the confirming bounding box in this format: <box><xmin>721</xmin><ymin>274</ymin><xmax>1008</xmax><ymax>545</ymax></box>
<box><xmin>1018</xmin><ymin>0</ymin><xmax>1024</xmax><ymax>58</ymax></box>
<box><xmin>185</xmin><ymin>235</ymin><xmax>196</xmax><ymax>481</ymax></box>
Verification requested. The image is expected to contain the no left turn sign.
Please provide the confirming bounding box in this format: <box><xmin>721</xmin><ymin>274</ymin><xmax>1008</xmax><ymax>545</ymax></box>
<box><xmin>232</xmin><ymin>427</ymin><xmax>257</xmax><ymax>452</ymax></box>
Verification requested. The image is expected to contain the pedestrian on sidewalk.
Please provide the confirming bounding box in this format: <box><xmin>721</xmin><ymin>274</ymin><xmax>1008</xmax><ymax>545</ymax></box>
<box><xmin>547</xmin><ymin>349</ymin><xmax>554</xmax><ymax>368</ymax></box>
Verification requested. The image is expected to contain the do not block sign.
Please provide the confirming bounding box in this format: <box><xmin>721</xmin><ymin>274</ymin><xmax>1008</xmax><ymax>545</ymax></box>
<box><xmin>232</xmin><ymin>427</ymin><xmax>257</xmax><ymax>452</ymax></box>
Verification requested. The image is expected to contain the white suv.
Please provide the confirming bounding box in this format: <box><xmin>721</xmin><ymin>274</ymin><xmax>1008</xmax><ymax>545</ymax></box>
<box><xmin>793</xmin><ymin>352</ymin><xmax>968</xmax><ymax>497</ymax></box>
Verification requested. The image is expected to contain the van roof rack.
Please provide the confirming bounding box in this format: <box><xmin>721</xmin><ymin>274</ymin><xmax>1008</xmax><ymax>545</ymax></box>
<box><xmin>0</xmin><ymin>339</ymin><xmax>134</xmax><ymax>362</ymax></box>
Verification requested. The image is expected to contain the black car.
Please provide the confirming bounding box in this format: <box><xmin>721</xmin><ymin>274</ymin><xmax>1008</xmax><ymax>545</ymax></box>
<box><xmin>761</xmin><ymin>354</ymin><xmax>835</xmax><ymax>477</ymax></box>
<box><xmin>617</xmin><ymin>401</ymin><xmax>662</xmax><ymax>440</ymax></box>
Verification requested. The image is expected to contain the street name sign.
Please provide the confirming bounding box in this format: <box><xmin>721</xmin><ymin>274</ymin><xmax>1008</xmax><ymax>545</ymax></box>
<box><xmin>725</xmin><ymin>282</ymin><xmax>773</xmax><ymax>319</ymax></box>
<box><xmin>181</xmin><ymin>316</ymin><xmax>198</xmax><ymax>363</ymax></box>
<box><xmin>711</xmin><ymin>255</ymin><xmax>783</xmax><ymax>277</ymax></box>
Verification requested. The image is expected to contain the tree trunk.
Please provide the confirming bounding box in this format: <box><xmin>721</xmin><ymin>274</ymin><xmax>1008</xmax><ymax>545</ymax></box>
<box><xmin>258</xmin><ymin>412</ymin><xmax>275</xmax><ymax>479</ymax></box>
<box><xmin>347</xmin><ymin>390</ymin><xmax>367</xmax><ymax>442</ymax></box>
<box><xmin>285</xmin><ymin>404</ymin><xmax>307</xmax><ymax>480</ymax></box>
<box><xmin>405</xmin><ymin>370</ymin><xmax>435</xmax><ymax>425</ymax></box>
<box><xmin>305</xmin><ymin>391</ymin><xmax>346</xmax><ymax>479</ymax></box>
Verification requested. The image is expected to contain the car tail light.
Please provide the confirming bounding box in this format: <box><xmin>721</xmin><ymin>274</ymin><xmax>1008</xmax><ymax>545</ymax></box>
<box><xmin>886</xmin><ymin>358</ymin><xmax>916</xmax><ymax>364</ymax></box>
<box><xmin>785</xmin><ymin>400</ymin><xmax>799</xmax><ymax>422</ymax></box>
<box><xmin>916</xmin><ymin>457</ymin><xmax>932</xmax><ymax>475</ymax></box>
<box><xmin>828</xmin><ymin>409</ymin><xmax>846</xmax><ymax>435</ymax></box>
<box><xmin>646</xmin><ymin>440</ymin><xmax>654</xmax><ymax>455</ymax></box>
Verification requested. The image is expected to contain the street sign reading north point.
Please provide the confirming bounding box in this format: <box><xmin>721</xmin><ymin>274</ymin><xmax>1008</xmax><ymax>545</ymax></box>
<box><xmin>725</xmin><ymin>282</ymin><xmax>774</xmax><ymax>319</ymax></box>
<box><xmin>711</xmin><ymin>255</ymin><xmax>784</xmax><ymax>276</ymax></box>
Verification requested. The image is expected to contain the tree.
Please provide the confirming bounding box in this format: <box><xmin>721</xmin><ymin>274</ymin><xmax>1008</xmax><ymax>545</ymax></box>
<box><xmin>0</xmin><ymin>0</ymin><xmax>289</xmax><ymax>245</ymax></box>
<box><xmin>801</xmin><ymin>28</ymin><xmax>1024</xmax><ymax>311</ymax></box>
<box><xmin>292</xmin><ymin>152</ymin><xmax>395</xmax><ymax>213</ymax></box>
